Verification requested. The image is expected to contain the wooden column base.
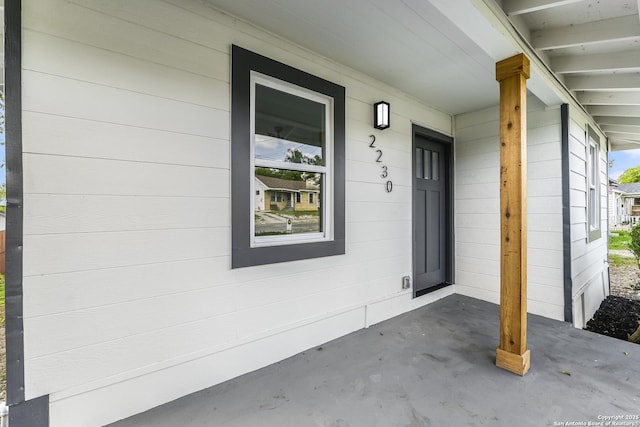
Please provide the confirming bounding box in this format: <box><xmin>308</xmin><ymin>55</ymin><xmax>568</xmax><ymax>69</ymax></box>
<box><xmin>496</xmin><ymin>348</ymin><xmax>530</xmax><ymax>376</ymax></box>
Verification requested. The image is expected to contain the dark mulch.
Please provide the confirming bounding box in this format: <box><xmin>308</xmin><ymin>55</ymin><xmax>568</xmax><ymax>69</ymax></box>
<box><xmin>585</xmin><ymin>295</ymin><xmax>640</xmax><ymax>343</ymax></box>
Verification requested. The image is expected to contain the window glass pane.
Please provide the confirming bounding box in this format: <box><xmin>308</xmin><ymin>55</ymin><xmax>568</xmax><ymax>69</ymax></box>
<box><xmin>424</xmin><ymin>150</ymin><xmax>431</xmax><ymax>179</ymax></box>
<box><xmin>415</xmin><ymin>148</ymin><xmax>423</xmax><ymax>178</ymax></box>
<box><xmin>254</xmin><ymin>167</ymin><xmax>322</xmax><ymax>236</ymax></box>
<box><xmin>255</xmin><ymin>84</ymin><xmax>326</xmax><ymax>166</ymax></box>
<box><xmin>590</xmin><ymin>188</ymin><xmax>597</xmax><ymax>227</ymax></box>
<box><xmin>432</xmin><ymin>151</ymin><xmax>439</xmax><ymax>181</ymax></box>
<box><xmin>589</xmin><ymin>144</ymin><xmax>597</xmax><ymax>184</ymax></box>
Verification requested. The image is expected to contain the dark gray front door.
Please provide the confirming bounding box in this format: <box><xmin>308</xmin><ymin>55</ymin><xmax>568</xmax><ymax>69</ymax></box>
<box><xmin>414</xmin><ymin>135</ymin><xmax>447</xmax><ymax>294</ymax></box>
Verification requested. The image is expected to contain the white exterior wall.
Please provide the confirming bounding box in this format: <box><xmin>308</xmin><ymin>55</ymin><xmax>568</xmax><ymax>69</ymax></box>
<box><xmin>567</xmin><ymin>106</ymin><xmax>609</xmax><ymax>328</ymax></box>
<box><xmin>454</xmin><ymin>95</ymin><xmax>565</xmax><ymax>320</ymax></box>
<box><xmin>608</xmin><ymin>189</ymin><xmax>615</xmax><ymax>226</ymax></box>
<box><xmin>21</xmin><ymin>1</ymin><xmax>454</xmax><ymax>426</ymax></box>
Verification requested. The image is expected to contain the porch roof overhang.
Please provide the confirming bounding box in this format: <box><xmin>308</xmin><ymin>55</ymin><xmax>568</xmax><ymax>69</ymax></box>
<box><xmin>204</xmin><ymin>0</ymin><xmax>640</xmax><ymax>150</ymax></box>
<box><xmin>205</xmin><ymin>0</ymin><xmax>559</xmax><ymax>117</ymax></box>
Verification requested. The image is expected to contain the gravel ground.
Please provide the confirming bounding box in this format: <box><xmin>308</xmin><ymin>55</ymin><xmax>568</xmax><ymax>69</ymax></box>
<box><xmin>609</xmin><ymin>263</ymin><xmax>640</xmax><ymax>300</ymax></box>
<box><xmin>609</xmin><ymin>250</ymin><xmax>640</xmax><ymax>301</ymax></box>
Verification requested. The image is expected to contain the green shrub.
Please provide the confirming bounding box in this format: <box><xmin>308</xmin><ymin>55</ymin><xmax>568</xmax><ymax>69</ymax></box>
<box><xmin>629</xmin><ymin>223</ymin><xmax>640</xmax><ymax>270</ymax></box>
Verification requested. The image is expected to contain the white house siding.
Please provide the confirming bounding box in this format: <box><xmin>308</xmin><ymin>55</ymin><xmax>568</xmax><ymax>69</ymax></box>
<box><xmin>454</xmin><ymin>95</ymin><xmax>565</xmax><ymax>321</ymax></box>
<box><xmin>21</xmin><ymin>1</ymin><xmax>454</xmax><ymax>426</ymax></box>
<box><xmin>567</xmin><ymin>106</ymin><xmax>609</xmax><ymax>328</ymax></box>
<box><xmin>608</xmin><ymin>188</ymin><xmax>615</xmax><ymax>227</ymax></box>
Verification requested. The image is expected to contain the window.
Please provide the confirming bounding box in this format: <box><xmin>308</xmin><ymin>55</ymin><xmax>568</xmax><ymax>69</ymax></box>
<box><xmin>415</xmin><ymin>148</ymin><xmax>439</xmax><ymax>180</ymax></box>
<box><xmin>587</xmin><ymin>125</ymin><xmax>601</xmax><ymax>241</ymax></box>
<box><xmin>231</xmin><ymin>45</ymin><xmax>345</xmax><ymax>268</ymax></box>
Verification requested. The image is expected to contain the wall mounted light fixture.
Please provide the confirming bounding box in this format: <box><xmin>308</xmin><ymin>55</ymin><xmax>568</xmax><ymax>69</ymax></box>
<box><xmin>374</xmin><ymin>101</ymin><xmax>390</xmax><ymax>130</ymax></box>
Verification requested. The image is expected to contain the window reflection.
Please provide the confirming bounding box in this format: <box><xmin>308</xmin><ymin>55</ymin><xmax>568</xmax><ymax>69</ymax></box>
<box><xmin>255</xmin><ymin>84</ymin><xmax>326</xmax><ymax>166</ymax></box>
<box><xmin>424</xmin><ymin>150</ymin><xmax>431</xmax><ymax>180</ymax></box>
<box><xmin>254</xmin><ymin>167</ymin><xmax>322</xmax><ymax>236</ymax></box>
<box><xmin>432</xmin><ymin>151</ymin><xmax>439</xmax><ymax>181</ymax></box>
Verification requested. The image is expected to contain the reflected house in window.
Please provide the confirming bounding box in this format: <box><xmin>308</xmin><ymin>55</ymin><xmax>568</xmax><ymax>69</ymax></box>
<box><xmin>254</xmin><ymin>174</ymin><xmax>320</xmax><ymax>212</ymax></box>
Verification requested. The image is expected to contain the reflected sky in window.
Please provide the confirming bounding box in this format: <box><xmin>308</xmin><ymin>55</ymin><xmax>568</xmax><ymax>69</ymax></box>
<box><xmin>255</xmin><ymin>135</ymin><xmax>323</xmax><ymax>164</ymax></box>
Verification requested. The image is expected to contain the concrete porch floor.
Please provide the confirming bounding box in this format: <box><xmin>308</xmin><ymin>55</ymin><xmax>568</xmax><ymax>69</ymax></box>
<box><xmin>108</xmin><ymin>295</ymin><xmax>640</xmax><ymax>427</ymax></box>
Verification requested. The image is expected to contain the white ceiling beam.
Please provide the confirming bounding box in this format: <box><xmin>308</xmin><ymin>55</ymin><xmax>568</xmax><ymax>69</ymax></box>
<box><xmin>502</xmin><ymin>0</ymin><xmax>584</xmax><ymax>16</ymax></box>
<box><xmin>551</xmin><ymin>49</ymin><xmax>640</xmax><ymax>73</ymax></box>
<box><xmin>594</xmin><ymin>116</ymin><xmax>640</xmax><ymax>126</ymax></box>
<box><xmin>610</xmin><ymin>139</ymin><xmax>640</xmax><ymax>150</ymax></box>
<box><xmin>565</xmin><ymin>74</ymin><xmax>640</xmax><ymax>91</ymax></box>
<box><xmin>605</xmin><ymin>132</ymin><xmax>640</xmax><ymax>141</ymax></box>
<box><xmin>531</xmin><ymin>15</ymin><xmax>640</xmax><ymax>50</ymax></box>
<box><xmin>587</xmin><ymin>105</ymin><xmax>640</xmax><ymax>117</ymax></box>
<box><xmin>577</xmin><ymin>91</ymin><xmax>640</xmax><ymax>105</ymax></box>
<box><xmin>602</xmin><ymin>125</ymin><xmax>640</xmax><ymax>134</ymax></box>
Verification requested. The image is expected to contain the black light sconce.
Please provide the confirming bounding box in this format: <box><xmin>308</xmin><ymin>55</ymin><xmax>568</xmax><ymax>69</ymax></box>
<box><xmin>374</xmin><ymin>101</ymin><xmax>390</xmax><ymax>130</ymax></box>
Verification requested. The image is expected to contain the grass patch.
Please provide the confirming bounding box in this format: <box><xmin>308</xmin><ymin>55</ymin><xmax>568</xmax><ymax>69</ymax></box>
<box><xmin>610</xmin><ymin>230</ymin><xmax>632</xmax><ymax>250</ymax></box>
<box><xmin>283</xmin><ymin>210</ymin><xmax>319</xmax><ymax>217</ymax></box>
<box><xmin>609</xmin><ymin>254</ymin><xmax>637</xmax><ymax>267</ymax></box>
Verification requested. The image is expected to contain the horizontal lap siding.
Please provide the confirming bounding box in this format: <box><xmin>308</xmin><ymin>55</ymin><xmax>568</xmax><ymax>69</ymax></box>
<box><xmin>567</xmin><ymin>108</ymin><xmax>608</xmax><ymax>327</ymax></box>
<box><xmin>454</xmin><ymin>97</ymin><xmax>564</xmax><ymax>320</ymax></box>
<box><xmin>21</xmin><ymin>0</ymin><xmax>453</xmax><ymax>425</ymax></box>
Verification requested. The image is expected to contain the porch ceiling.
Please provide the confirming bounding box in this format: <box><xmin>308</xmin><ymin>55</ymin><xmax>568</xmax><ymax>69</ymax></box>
<box><xmin>504</xmin><ymin>0</ymin><xmax>640</xmax><ymax>150</ymax></box>
<box><xmin>205</xmin><ymin>0</ymin><xmax>640</xmax><ymax>149</ymax></box>
<box><xmin>204</xmin><ymin>0</ymin><xmax>510</xmax><ymax>116</ymax></box>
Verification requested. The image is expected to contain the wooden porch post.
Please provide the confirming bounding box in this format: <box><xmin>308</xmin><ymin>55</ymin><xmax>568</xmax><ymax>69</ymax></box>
<box><xmin>495</xmin><ymin>53</ymin><xmax>531</xmax><ymax>376</ymax></box>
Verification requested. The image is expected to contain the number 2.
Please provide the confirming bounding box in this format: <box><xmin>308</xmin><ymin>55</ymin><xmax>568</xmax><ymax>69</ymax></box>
<box><xmin>369</xmin><ymin>135</ymin><xmax>376</xmax><ymax>148</ymax></box>
<box><xmin>376</xmin><ymin>150</ymin><xmax>382</xmax><ymax>162</ymax></box>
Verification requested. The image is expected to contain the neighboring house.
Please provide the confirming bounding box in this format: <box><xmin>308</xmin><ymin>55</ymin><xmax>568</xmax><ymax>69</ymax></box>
<box><xmin>3</xmin><ymin>1</ymin><xmax>622</xmax><ymax>426</ymax></box>
<box><xmin>610</xmin><ymin>182</ymin><xmax>640</xmax><ymax>227</ymax></box>
<box><xmin>254</xmin><ymin>175</ymin><xmax>320</xmax><ymax>212</ymax></box>
<box><xmin>609</xmin><ymin>180</ymin><xmax>632</xmax><ymax>228</ymax></box>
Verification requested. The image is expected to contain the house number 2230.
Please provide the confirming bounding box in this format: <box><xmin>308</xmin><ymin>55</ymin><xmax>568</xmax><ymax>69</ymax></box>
<box><xmin>369</xmin><ymin>135</ymin><xmax>393</xmax><ymax>192</ymax></box>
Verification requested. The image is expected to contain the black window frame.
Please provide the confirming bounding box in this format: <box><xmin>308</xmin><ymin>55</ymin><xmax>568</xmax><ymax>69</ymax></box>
<box><xmin>231</xmin><ymin>45</ymin><xmax>345</xmax><ymax>268</ymax></box>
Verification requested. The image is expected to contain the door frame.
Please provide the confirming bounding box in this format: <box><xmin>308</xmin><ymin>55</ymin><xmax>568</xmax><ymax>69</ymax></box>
<box><xmin>412</xmin><ymin>124</ymin><xmax>455</xmax><ymax>297</ymax></box>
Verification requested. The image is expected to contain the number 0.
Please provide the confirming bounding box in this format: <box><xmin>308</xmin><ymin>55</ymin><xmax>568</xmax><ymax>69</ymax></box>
<box><xmin>386</xmin><ymin>181</ymin><xmax>393</xmax><ymax>192</ymax></box>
